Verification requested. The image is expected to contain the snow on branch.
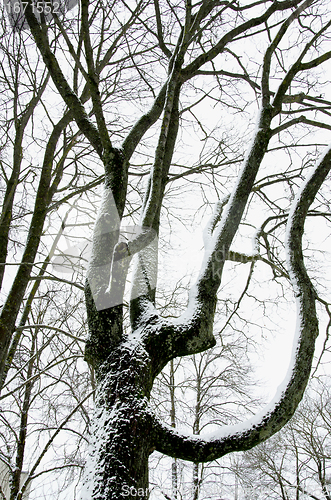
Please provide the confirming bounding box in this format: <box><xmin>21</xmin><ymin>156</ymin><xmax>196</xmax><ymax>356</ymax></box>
<box><xmin>134</xmin><ymin>105</ymin><xmax>274</xmax><ymax>370</ymax></box>
<box><xmin>151</xmin><ymin>145</ymin><xmax>331</xmax><ymax>463</ymax></box>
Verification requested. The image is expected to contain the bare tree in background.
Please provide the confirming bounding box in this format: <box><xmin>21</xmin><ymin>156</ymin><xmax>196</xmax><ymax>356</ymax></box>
<box><xmin>1</xmin><ymin>0</ymin><xmax>331</xmax><ymax>499</ymax></box>
<box><xmin>239</xmin><ymin>379</ymin><xmax>331</xmax><ymax>500</ymax></box>
<box><xmin>150</xmin><ymin>318</ymin><xmax>259</xmax><ymax>500</ymax></box>
<box><xmin>0</xmin><ymin>14</ymin><xmax>101</xmax><ymax>500</ymax></box>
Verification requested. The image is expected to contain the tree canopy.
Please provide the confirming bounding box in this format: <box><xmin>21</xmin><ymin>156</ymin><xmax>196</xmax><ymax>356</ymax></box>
<box><xmin>0</xmin><ymin>0</ymin><xmax>331</xmax><ymax>499</ymax></box>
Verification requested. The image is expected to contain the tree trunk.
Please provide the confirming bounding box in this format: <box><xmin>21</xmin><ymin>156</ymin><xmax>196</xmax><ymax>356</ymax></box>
<box><xmin>82</xmin><ymin>343</ymin><xmax>154</xmax><ymax>500</ymax></box>
<box><xmin>169</xmin><ymin>360</ymin><xmax>178</xmax><ymax>500</ymax></box>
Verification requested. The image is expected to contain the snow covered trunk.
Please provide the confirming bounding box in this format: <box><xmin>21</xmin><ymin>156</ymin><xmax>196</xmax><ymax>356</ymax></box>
<box><xmin>82</xmin><ymin>148</ymin><xmax>157</xmax><ymax>499</ymax></box>
<box><xmin>82</xmin><ymin>342</ymin><xmax>154</xmax><ymax>500</ymax></box>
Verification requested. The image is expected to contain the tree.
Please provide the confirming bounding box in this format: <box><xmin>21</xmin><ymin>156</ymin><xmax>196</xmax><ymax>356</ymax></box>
<box><xmin>1</xmin><ymin>0</ymin><xmax>331</xmax><ymax>499</ymax></box>
<box><xmin>0</xmin><ymin>13</ymin><xmax>100</xmax><ymax>499</ymax></box>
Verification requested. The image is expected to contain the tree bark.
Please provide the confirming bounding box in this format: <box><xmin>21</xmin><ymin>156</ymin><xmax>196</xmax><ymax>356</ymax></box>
<box><xmin>81</xmin><ymin>343</ymin><xmax>154</xmax><ymax>500</ymax></box>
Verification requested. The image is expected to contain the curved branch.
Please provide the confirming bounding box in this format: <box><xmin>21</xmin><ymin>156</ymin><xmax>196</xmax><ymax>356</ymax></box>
<box><xmin>151</xmin><ymin>145</ymin><xmax>331</xmax><ymax>463</ymax></box>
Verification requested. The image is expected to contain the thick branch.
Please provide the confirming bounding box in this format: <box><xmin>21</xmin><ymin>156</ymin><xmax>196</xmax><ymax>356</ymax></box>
<box><xmin>153</xmin><ymin>0</ymin><xmax>172</xmax><ymax>58</ymax></box>
<box><xmin>129</xmin><ymin>83</ymin><xmax>181</xmax><ymax>329</ymax></box>
<box><xmin>122</xmin><ymin>83</ymin><xmax>167</xmax><ymax>161</ymax></box>
<box><xmin>195</xmin><ymin>106</ymin><xmax>272</xmax><ymax>302</ymax></box>
<box><xmin>151</xmin><ymin>145</ymin><xmax>331</xmax><ymax>462</ymax></box>
<box><xmin>81</xmin><ymin>0</ymin><xmax>112</xmax><ymax>154</ymax></box>
<box><xmin>0</xmin><ymin>71</ymin><xmax>50</xmax><ymax>291</ymax></box>
<box><xmin>24</xmin><ymin>1</ymin><xmax>103</xmax><ymax>158</ymax></box>
<box><xmin>272</xmin><ymin>116</ymin><xmax>331</xmax><ymax>136</ymax></box>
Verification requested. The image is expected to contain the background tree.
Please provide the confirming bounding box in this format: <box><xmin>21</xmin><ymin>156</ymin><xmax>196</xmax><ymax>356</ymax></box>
<box><xmin>239</xmin><ymin>378</ymin><xmax>331</xmax><ymax>500</ymax></box>
<box><xmin>1</xmin><ymin>1</ymin><xmax>331</xmax><ymax>499</ymax></box>
<box><xmin>0</xmin><ymin>9</ymin><xmax>101</xmax><ymax>499</ymax></box>
<box><xmin>150</xmin><ymin>312</ymin><xmax>259</xmax><ymax>500</ymax></box>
